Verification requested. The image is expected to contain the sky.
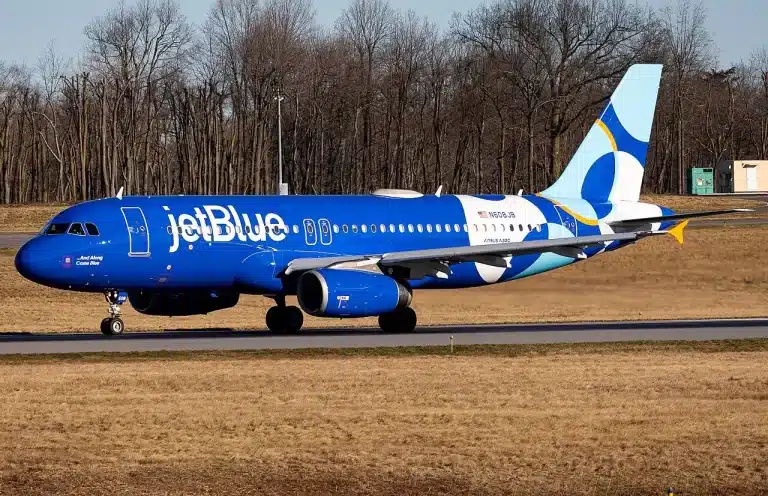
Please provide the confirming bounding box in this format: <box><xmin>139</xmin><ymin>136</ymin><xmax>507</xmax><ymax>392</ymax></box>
<box><xmin>0</xmin><ymin>0</ymin><xmax>765</xmax><ymax>72</ymax></box>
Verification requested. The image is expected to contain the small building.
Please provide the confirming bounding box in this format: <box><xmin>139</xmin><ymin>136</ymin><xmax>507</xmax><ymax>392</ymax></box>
<box><xmin>715</xmin><ymin>160</ymin><xmax>768</xmax><ymax>193</ymax></box>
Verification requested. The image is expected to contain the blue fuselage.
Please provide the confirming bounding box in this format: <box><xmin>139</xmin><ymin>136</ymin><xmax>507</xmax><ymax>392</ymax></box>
<box><xmin>14</xmin><ymin>193</ymin><xmax>671</xmax><ymax>295</ymax></box>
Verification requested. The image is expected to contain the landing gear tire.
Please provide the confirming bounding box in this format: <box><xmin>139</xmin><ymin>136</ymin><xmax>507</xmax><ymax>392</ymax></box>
<box><xmin>378</xmin><ymin>307</ymin><xmax>417</xmax><ymax>333</ymax></box>
<box><xmin>101</xmin><ymin>317</ymin><xmax>125</xmax><ymax>336</ymax></box>
<box><xmin>265</xmin><ymin>305</ymin><xmax>304</xmax><ymax>334</ymax></box>
<box><xmin>283</xmin><ymin>306</ymin><xmax>304</xmax><ymax>334</ymax></box>
<box><xmin>101</xmin><ymin>291</ymin><xmax>126</xmax><ymax>336</ymax></box>
<box><xmin>266</xmin><ymin>306</ymin><xmax>283</xmax><ymax>332</ymax></box>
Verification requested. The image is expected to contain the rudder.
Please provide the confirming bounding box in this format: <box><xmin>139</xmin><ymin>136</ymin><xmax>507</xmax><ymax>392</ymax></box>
<box><xmin>540</xmin><ymin>64</ymin><xmax>663</xmax><ymax>203</ymax></box>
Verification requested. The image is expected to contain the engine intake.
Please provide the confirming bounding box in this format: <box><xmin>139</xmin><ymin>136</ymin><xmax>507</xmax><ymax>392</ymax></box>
<box><xmin>297</xmin><ymin>269</ymin><xmax>412</xmax><ymax>318</ymax></box>
<box><xmin>128</xmin><ymin>291</ymin><xmax>239</xmax><ymax>316</ymax></box>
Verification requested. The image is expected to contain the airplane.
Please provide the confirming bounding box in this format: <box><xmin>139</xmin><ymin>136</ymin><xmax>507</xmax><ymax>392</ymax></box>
<box><xmin>14</xmin><ymin>64</ymin><xmax>751</xmax><ymax>336</ymax></box>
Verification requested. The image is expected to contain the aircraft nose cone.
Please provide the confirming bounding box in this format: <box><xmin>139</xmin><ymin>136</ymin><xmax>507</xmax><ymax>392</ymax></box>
<box><xmin>15</xmin><ymin>242</ymin><xmax>37</xmax><ymax>282</ymax></box>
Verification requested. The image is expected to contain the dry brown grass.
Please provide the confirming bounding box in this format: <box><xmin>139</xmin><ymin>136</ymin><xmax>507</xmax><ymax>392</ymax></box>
<box><xmin>0</xmin><ymin>194</ymin><xmax>765</xmax><ymax>232</ymax></box>
<box><xmin>0</xmin><ymin>347</ymin><xmax>766</xmax><ymax>494</ymax></box>
<box><xmin>2</xmin><ymin>223</ymin><xmax>768</xmax><ymax>333</ymax></box>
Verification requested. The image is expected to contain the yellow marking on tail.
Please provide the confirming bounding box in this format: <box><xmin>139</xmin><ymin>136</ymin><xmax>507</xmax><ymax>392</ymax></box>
<box><xmin>666</xmin><ymin>220</ymin><xmax>689</xmax><ymax>245</ymax></box>
<box><xmin>596</xmin><ymin>119</ymin><xmax>618</xmax><ymax>151</ymax></box>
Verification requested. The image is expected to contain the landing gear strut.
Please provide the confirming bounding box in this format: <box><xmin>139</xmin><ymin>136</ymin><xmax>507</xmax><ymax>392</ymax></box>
<box><xmin>266</xmin><ymin>296</ymin><xmax>304</xmax><ymax>333</ymax></box>
<box><xmin>100</xmin><ymin>291</ymin><xmax>125</xmax><ymax>336</ymax></box>
<box><xmin>378</xmin><ymin>307</ymin><xmax>417</xmax><ymax>333</ymax></box>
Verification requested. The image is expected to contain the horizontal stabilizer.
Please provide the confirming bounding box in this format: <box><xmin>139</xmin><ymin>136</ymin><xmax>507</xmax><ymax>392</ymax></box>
<box><xmin>608</xmin><ymin>208</ymin><xmax>753</xmax><ymax>228</ymax></box>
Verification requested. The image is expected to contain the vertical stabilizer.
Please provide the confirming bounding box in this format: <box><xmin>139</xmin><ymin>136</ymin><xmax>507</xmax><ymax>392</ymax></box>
<box><xmin>540</xmin><ymin>64</ymin><xmax>663</xmax><ymax>203</ymax></box>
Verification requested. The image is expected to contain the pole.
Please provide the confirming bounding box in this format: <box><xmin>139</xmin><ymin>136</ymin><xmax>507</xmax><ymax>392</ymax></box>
<box><xmin>276</xmin><ymin>89</ymin><xmax>285</xmax><ymax>195</ymax></box>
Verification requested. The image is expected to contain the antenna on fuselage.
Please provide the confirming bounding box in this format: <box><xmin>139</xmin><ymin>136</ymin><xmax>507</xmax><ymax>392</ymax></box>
<box><xmin>116</xmin><ymin>187</ymin><xmax>124</xmax><ymax>200</ymax></box>
<box><xmin>517</xmin><ymin>189</ymin><xmax>524</xmax><ymax>196</ymax></box>
<box><xmin>435</xmin><ymin>185</ymin><xmax>443</xmax><ymax>198</ymax></box>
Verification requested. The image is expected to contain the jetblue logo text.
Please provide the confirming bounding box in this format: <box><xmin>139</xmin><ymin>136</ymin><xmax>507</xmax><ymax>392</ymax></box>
<box><xmin>165</xmin><ymin>205</ymin><xmax>287</xmax><ymax>253</ymax></box>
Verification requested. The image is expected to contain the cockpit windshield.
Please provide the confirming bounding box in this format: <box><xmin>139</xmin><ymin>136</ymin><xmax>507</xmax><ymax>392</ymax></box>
<box><xmin>68</xmin><ymin>223</ymin><xmax>86</xmax><ymax>236</ymax></box>
<box><xmin>46</xmin><ymin>223</ymin><xmax>70</xmax><ymax>235</ymax></box>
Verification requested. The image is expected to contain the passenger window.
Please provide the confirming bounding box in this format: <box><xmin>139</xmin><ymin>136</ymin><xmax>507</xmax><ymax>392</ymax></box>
<box><xmin>426</xmin><ymin>224</ymin><xmax>432</xmax><ymax>233</ymax></box>
<box><xmin>398</xmin><ymin>224</ymin><xmax>405</xmax><ymax>233</ymax></box>
<box><xmin>292</xmin><ymin>225</ymin><xmax>299</xmax><ymax>234</ymax></box>
<box><xmin>510</xmin><ymin>224</ymin><xmax>515</xmax><ymax>231</ymax></box>
<box><xmin>492</xmin><ymin>224</ymin><xmax>497</xmax><ymax>232</ymax></box>
<box><xmin>473</xmin><ymin>224</ymin><xmax>478</xmax><ymax>232</ymax></box>
<box><xmin>333</xmin><ymin>224</ymin><xmax>339</xmax><ymax>234</ymax></box>
<box><xmin>536</xmin><ymin>225</ymin><xmax>542</xmax><ymax>232</ymax></box>
<box><xmin>167</xmin><ymin>226</ymin><xmax>173</xmax><ymax>235</ymax></box>
<box><xmin>46</xmin><ymin>223</ymin><xmax>69</xmax><ymax>235</ymax></box>
<box><xmin>85</xmin><ymin>223</ymin><xmax>99</xmax><ymax>236</ymax></box>
<box><xmin>407</xmin><ymin>224</ymin><xmax>414</xmax><ymax>233</ymax></box>
<box><xmin>306</xmin><ymin>224</ymin><xmax>313</xmax><ymax>234</ymax></box>
<box><xmin>68</xmin><ymin>223</ymin><xmax>86</xmax><ymax>236</ymax></box>
<box><xmin>342</xmin><ymin>225</ymin><xmax>348</xmax><ymax>233</ymax></box>
<box><xmin>483</xmin><ymin>224</ymin><xmax>488</xmax><ymax>232</ymax></box>
<box><xmin>380</xmin><ymin>224</ymin><xmax>386</xmax><ymax>233</ymax></box>
<box><xmin>444</xmin><ymin>224</ymin><xmax>451</xmax><ymax>232</ymax></box>
<box><xmin>462</xmin><ymin>224</ymin><xmax>467</xmax><ymax>232</ymax></box>
<box><xmin>436</xmin><ymin>224</ymin><xmax>442</xmax><ymax>233</ymax></box>
<box><xmin>321</xmin><ymin>223</ymin><xmax>329</xmax><ymax>235</ymax></box>
<box><xmin>519</xmin><ymin>224</ymin><xmax>523</xmax><ymax>231</ymax></box>
<box><xmin>417</xmin><ymin>224</ymin><xmax>423</xmax><ymax>233</ymax></box>
<box><xmin>371</xmin><ymin>224</ymin><xmax>377</xmax><ymax>233</ymax></box>
<box><xmin>352</xmin><ymin>225</ymin><xmax>358</xmax><ymax>233</ymax></box>
<box><xmin>361</xmin><ymin>225</ymin><xmax>367</xmax><ymax>233</ymax></box>
<box><xmin>500</xmin><ymin>224</ymin><xmax>505</xmax><ymax>232</ymax></box>
<box><xmin>528</xmin><ymin>224</ymin><xmax>532</xmax><ymax>231</ymax></box>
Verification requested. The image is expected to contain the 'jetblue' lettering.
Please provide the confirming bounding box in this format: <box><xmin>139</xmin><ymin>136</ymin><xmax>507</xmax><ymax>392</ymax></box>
<box><xmin>164</xmin><ymin>205</ymin><xmax>287</xmax><ymax>253</ymax></box>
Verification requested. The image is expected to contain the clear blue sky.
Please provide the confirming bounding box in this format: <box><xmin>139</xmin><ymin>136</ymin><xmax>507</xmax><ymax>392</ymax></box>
<box><xmin>0</xmin><ymin>0</ymin><xmax>765</xmax><ymax>70</ymax></box>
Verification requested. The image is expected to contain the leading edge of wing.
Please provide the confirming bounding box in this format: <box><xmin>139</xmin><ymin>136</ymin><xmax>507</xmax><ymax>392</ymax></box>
<box><xmin>284</xmin><ymin>232</ymin><xmax>645</xmax><ymax>275</ymax></box>
<box><xmin>379</xmin><ymin>232</ymin><xmax>641</xmax><ymax>265</ymax></box>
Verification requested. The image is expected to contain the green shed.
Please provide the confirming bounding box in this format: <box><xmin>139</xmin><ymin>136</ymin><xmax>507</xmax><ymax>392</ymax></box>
<box><xmin>687</xmin><ymin>168</ymin><xmax>714</xmax><ymax>195</ymax></box>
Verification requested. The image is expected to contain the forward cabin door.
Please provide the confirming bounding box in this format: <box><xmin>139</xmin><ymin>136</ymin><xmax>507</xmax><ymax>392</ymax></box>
<box><xmin>121</xmin><ymin>206</ymin><xmax>150</xmax><ymax>257</ymax></box>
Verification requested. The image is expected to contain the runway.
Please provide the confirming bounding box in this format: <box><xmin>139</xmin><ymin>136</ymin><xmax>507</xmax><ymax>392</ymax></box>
<box><xmin>1</xmin><ymin>318</ymin><xmax>768</xmax><ymax>355</ymax></box>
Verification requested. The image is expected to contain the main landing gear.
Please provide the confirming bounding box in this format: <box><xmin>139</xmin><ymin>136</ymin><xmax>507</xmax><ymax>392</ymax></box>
<box><xmin>378</xmin><ymin>307</ymin><xmax>417</xmax><ymax>333</ymax></box>
<box><xmin>100</xmin><ymin>290</ymin><xmax>125</xmax><ymax>336</ymax></box>
<box><xmin>266</xmin><ymin>296</ymin><xmax>304</xmax><ymax>333</ymax></box>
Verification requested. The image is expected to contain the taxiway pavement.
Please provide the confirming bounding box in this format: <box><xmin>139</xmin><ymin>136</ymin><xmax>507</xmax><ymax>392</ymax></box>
<box><xmin>1</xmin><ymin>319</ymin><xmax>767</xmax><ymax>355</ymax></box>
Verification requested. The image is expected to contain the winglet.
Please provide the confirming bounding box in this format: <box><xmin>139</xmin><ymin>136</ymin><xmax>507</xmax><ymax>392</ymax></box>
<box><xmin>666</xmin><ymin>220</ymin><xmax>689</xmax><ymax>245</ymax></box>
<box><xmin>116</xmin><ymin>187</ymin><xmax>124</xmax><ymax>200</ymax></box>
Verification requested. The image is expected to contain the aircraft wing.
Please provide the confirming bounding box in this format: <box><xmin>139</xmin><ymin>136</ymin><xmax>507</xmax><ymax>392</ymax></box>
<box><xmin>283</xmin><ymin>231</ymin><xmax>661</xmax><ymax>278</ymax></box>
<box><xmin>608</xmin><ymin>208</ymin><xmax>753</xmax><ymax>228</ymax></box>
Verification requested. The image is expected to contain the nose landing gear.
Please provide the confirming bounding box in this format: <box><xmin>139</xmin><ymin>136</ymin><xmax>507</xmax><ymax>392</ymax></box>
<box><xmin>101</xmin><ymin>291</ymin><xmax>126</xmax><ymax>336</ymax></box>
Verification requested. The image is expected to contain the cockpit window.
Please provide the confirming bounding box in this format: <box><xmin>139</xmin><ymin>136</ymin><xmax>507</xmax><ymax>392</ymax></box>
<box><xmin>46</xmin><ymin>223</ymin><xmax>70</xmax><ymax>235</ymax></box>
<box><xmin>68</xmin><ymin>223</ymin><xmax>86</xmax><ymax>236</ymax></box>
<box><xmin>85</xmin><ymin>223</ymin><xmax>99</xmax><ymax>236</ymax></box>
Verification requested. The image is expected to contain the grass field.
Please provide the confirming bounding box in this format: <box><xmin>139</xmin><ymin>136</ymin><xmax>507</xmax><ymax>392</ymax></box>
<box><xmin>2</xmin><ymin>223</ymin><xmax>767</xmax><ymax>332</ymax></box>
<box><xmin>0</xmin><ymin>342</ymin><xmax>766</xmax><ymax>495</ymax></box>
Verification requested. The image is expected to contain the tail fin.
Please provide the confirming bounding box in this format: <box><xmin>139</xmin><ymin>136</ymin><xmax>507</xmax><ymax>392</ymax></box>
<box><xmin>540</xmin><ymin>64</ymin><xmax>663</xmax><ymax>203</ymax></box>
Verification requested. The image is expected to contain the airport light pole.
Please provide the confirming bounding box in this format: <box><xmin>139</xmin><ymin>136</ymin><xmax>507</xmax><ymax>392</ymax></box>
<box><xmin>275</xmin><ymin>89</ymin><xmax>288</xmax><ymax>195</ymax></box>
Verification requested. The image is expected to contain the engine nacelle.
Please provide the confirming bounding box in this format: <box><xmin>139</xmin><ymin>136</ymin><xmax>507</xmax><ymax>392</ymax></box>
<box><xmin>128</xmin><ymin>291</ymin><xmax>239</xmax><ymax>316</ymax></box>
<box><xmin>297</xmin><ymin>269</ymin><xmax>412</xmax><ymax>318</ymax></box>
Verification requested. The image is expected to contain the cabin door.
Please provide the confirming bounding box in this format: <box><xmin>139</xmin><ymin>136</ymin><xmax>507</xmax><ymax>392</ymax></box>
<box><xmin>121</xmin><ymin>206</ymin><xmax>150</xmax><ymax>257</ymax></box>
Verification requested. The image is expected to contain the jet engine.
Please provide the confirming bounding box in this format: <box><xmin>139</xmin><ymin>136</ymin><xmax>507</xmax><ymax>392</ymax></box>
<box><xmin>128</xmin><ymin>290</ymin><xmax>240</xmax><ymax>316</ymax></box>
<box><xmin>297</xmin><ymin>268</ymin><xmax>412</xmax><ymax>318</ymax></box>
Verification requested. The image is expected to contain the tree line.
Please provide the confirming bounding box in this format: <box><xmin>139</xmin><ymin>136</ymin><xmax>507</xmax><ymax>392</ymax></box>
<box><xmin>0</xmin><ymin>0</ymin><xmax>766</xmax><ymax>204</ymax></box>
